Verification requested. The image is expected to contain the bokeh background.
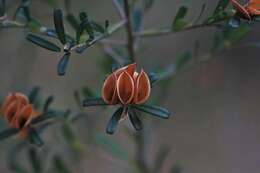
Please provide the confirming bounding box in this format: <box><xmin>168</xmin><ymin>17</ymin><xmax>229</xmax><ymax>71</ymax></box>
<box><xmin>0</xmin><ymin>0</ymin><xmax>260</xmax><ymax>173</ymax></box>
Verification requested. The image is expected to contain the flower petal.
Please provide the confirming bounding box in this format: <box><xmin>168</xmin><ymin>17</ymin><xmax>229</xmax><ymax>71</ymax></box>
<box><xmin>115</xmin><ymin>63</ymin><xmax>136</xmax><ymax>77</ymax></box>
<box><xmin>15</xmin><ymin>93</ymin><xmax>29</xmax><ymax>105</ymax></box>
<box><xmin>117</xmin><ymin>71</ymin><xmax>135</xmax><ymax>104</ymax></box>
<box><xmin>231</xmin><ymin>0</ymin><xmax>251</xmax><ymax>19</ymax></box>
<box><xmin>133</xmin><ymin>70</ymin><xmax>151</xmax><ymax>105</ymax></box>
<box><xmin>102</xmin><ymin>73</ymin><xmax>119</xmax><ymax>104</ymax></box>
<box><xmin>246</xmin><ymin>0</ymin><xmax>260</xmax><ymax>15</ymax></box>
<box><xmin>14</xmin><ymin>104</ymin><xmax>33</xmax><ymax>129</ymax></box>
<box><xmin>1</xmin><ymin>93</ymin><xmax>16</xmax><ymax>114</ymax></box>
<box><xmin>4</xmin><ymin>100</ymin><xmax>20</xmax><ymax>123</ymax></box>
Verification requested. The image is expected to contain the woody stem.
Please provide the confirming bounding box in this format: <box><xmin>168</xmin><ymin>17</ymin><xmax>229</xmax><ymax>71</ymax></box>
<box><xmin>123</xmin><ymin>0</ymin><xmax>136</xmax><ymax>63</ymax></box>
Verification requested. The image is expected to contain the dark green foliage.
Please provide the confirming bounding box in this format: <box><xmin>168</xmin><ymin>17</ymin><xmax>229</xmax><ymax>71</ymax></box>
<box><xmin>54</xmin><ymin>9</ymin><xmax>67</xmax><ymax>44</ymax></box>
<box><xmin>214</xmin><ymin>0</ymin><xmax>230</xmax><ymax>15</ymax></box>
<box><xmin>175</xmin><ymin>52</ymin><xmax>191</xmax><ymax>71</ymax></box>
<box><xmin>53</xmin><ymin>155</ymin><xmax>71</xmax><ymax>173</ymax></box>
<box><xmin>58</xmin><ymin>53</ymin><xmax>71</xmax><ymax>76</ymax></box>
<box><xmin>28</xmin><ymin>128</ymin><xmax>44</xmax><ymax>147</ymax></box>
<box><xmin>0</xmin><ymin>0</ymin><xmax>5</xmax><ymax>16</ymax></box>
<box><xmin>43</xmin><ymin>96</ymin><xmax>54</xmax><ymax>112</ymax></box>
<box><xmin>28</xmin><ymin>148</ymin><xmax>42</xmax><ymax>173</ymax></box>
<box><xmin>26</xmin><ymin>34</ymin><xmax>61</xmax><ymax>52</ymax></box>
<box><xmin>83</xmin><ymin>97</ymin><xmax>108</xmax><ymax>107</ymax></box>
<box><xmin>106</xmin><ymin>107</ymin><xmax>124</xmax><ymax>134</ymax></box>
<box><xmin>0</xmin><ymin>128</ymin><xmax>19</xmax><ymax>141</ymax></box>
<box><xmin>172</xmin><ymin>6</ymin><xmax>188</xmax><ymax>31</ymax></box>
<box><xmin>128</xmin><ymin>109</ymin><xmax>143</xmax><ymax>131</ymax></box>
<box><xmin>132</xmin><ymin>104</ymin><xmax>171</xmax><ymax>119</ymax></box>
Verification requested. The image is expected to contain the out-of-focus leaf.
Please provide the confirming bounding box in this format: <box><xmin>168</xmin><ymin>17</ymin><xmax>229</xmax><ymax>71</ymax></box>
<box><xmin>91</xmin><ymin>21</ymin><xmax>105</xmax><ymax>33</ymax></box>
<box><xmin>223</xmin><ymin>24</ymin><xmax>251</xmax><ymax>46</ymax></box>
<box><xmin>172</xmin><ymin>6</ymin><xmax>188</xmax><ymax>31</ymax></box>
<box><xmin>193</xmin><ymin>3</ymin><xmax>206</xmax><ymax>24</ymax></box>
<box><xmin>76</xmin><ymin>12</ymin><xmax>94</xmax><ymax>43</ymax></box>
<box><xmin>27</xmin><ymin>19</ymin><xmax>42</xmax><ymax>32</ymax></box>
<box><xmin>58</xmin><ymin>52</ymin><xmax>71</xmax><ymax>76</ymax></box>
<box><xmin>149</xmin><ymin>64</ymin><xmax>175</xmax><ymax>87</ymax></box>
<box><xmin>106</xmin><ymin>107</ymin><xmax>124</xmax><ymax>134</ymax></box>
<box><xmin>0</xmin><ymin>128</ymin><xmax>19</xmax><ymax>140</ymax></box>
<box><xmin>228</xmin><ymin>17</ymin><xmax>240</xmax><ymax>28</ymax></box>
<box><xmin>66</xmin><ymin>13</ymin><xmax>79</xmax><ymax>30</ymax></box>
<box><xmin>28</xmin><ymin>128</ymin><xmax>44</xmax><ymax>147</ymax></box>
<box><xmin>128</xmin><ymin>109</ymin><xmax>143</xmax><ymax>131</ymax></box>
<box><xmin>73</xmin><ymin>90</ymin><xmax>82</xmax><ymax>109</ymax></box>
<box><xmin>29</xmin><ymin>86</ymin><xmax>40</xmax><ymax>104</ymax></box>
<box><xmin>14</xmin><ymin>0</ymin><xmax>31</xmax><ymax>23</ymax></box>
<box><xmin>175</xmin><ymin>52</ymin><xmax>191</xmax><ymax>71</ymax></box>
<box><xmin>94</xmin><ymin>133</ymin><xmax>129</xmax><ymax>161</ymax></box>
<box><xmin>154</xmin><ymin>146</ymin><xmax>171</xmax><ymax>173</ymax></box>
<box><xmin>214</xmin><ymin>0</ymin><xmax>229</xmax><ymax>15</ymax></box>
<box><xmin>132</xmin><ymin>8</ymin><xmax>142</xmax><ymax>32</ymax></box>
<box><xmin>132</xmin><ymin>104</ymin><xmax>170</xmax><ymax>119</ymax></box>
<box><xmin>31</xmin><ymin>111</ymin><xmax>62</xmax><ymax>125</ymax></box>
<box><xmin>143</xmin><ymin>0</ymin><xmax>155</xmax><ymax>10</ymax></box>
<box><xmin>26</xmin><ymin>34</ymin><xmax>61</xmax><ymax>52</ymax></box>
<box><xmin>0</xmin><ymin>0</ymin><xmax>5</xmax><ymax>17</ymax></box>
<box><xmin>43</xmin><ymin>95</ymin><xmax>54</xmax><ymax>112</ymax></box>
<box><xmin>83</xmin><ymin>97</ymin><xmax>108</xmax><ymax>107</ymax></box>
<box><xmin>82</xmin><ymin>87</ymin><xmax>98</xmax><ymax>98</ymax></box>
<box><xmin>28</xmin><ymin>148</ymin><xmax>42</xmax><ymax>173</ymax></box>
<box><xmin>171</xmin><ymin>165</ymin><xmax>182</xmax><ymax>173</ymax></box>
<box><xmin>7</xmin><ymin>142</ymin><xmax>29</xmax><ymax>173</ymax></box>
<box><xmin>54</xmin><ymin>9</ymin><xmax>67</xmax><ymax>44</ymax></box>
<box><xmin>53</xmin><ymin>155</ymin><xmax>71</xmax><ymax>173</ymax></box>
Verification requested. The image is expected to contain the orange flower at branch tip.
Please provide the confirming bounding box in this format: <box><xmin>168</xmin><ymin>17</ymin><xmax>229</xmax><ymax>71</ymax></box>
<box><xmin>0</xmin><ymin>93</ymin><xmax>40</xmax><ymax>137</ymax></box>
<box><xmin>230</xmin><ymin>0</ymin><xmax>260</xmax><ymax>20</ymax></box>
<box><xmin>102</xmin><ymin>63</ymin><xmax>151</xmax><ymax>105</ymax></box>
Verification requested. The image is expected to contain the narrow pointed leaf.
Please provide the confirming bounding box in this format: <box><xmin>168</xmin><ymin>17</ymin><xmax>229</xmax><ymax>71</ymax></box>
<box><xmin>57</xmin><ymin>53</ymin><xmax>70</xmax><ymax>76</ymax></box>
<box><xmin>132</xmin><ymin>104</ymin><xmax>170</xmax><ymax>119</ymax></box>
<box><xmin>53</xmin><ymin>156</ymin><xmax>71</xmax><ymax>173</ymax></box>
<box><xmin>128</xmin><ymin>109</ymin><xmax>143</xmax><ymax>131</ymax></box>
<box><xmin>106</xmin><ymin>107</ymin><xmax>123</xmax><ymax>134</ymax></box>
<box><xmin>28</xmin><ymin>148</ymin><xmax>42</xmax><ymax>173</ymax></box>
<box><xmin>28</xmin><ymin>128</ymin><xmax>44</xmax><ymax>147</ymax></box>
<box><xmin>43</xmin><ymin>96</ymin><xmax>54</xmax><ymax>112</ymax></box>
<box><xmin>66</xmin><ymin>13</ymin><xmax>79</xmax><ymax>30</ymax></box>
<box><xmin>0</xmin><ymin>0</ymin><xmax>5</xmax><ymax>16</ymax></box>
<box><xmin>0</xmin><ymin>128</ymin><xmax>19</xmax><ymax>140</ymax></box>
<box><xmin>31</xmin><ymin>111</ymin><xmax>60</xmax><ymax>125</ymax></box>
<box><xmin>83</xmin><ymin>97</ymin><xmax>108</xmax><ymax>107</ymax></box>
<box><xmin>29</xmin><ymin>86</ymin><xmax>40</xmax><ymax>104</ymax></box>
<box><xmin>54</xmin><ymin>9</ymin><xmax>66</xmax><ymax>44</ymax></box>
<box><xmin>175</xmin><ymin>52</ymin><xmax>191</xmax><ymax>71</ymax></box>
<box><xmin>26</xmin><ymin>34</ymin><xmax>61</xmax><ymax>52</ymax></box>
<box><xmin>172</xmin><ymin>6</ymin><xmax>188</xmax><ymax>31</ymax></box>
<box><xmin>214</xmin><ymin>0</ymin><xmax>229</xmax><ymax>15</ymax></box>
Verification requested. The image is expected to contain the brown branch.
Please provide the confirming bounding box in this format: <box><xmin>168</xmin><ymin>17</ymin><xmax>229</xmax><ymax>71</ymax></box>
<box><xmin>123</xmin><ymin>0</ymin><xmax>136</xmax><ymax>62</ymax></box>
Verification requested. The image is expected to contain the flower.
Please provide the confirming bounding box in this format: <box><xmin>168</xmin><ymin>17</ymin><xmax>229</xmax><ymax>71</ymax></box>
<box><xmin>102</xmin><ymin>63</ymin><xmax>151</xmax><ymax>105</ymax></box>
<box><xmin>231</xmin><ymin>0</ymin><xmax>260</xmax><ymax>20</ymax></box>
<box><xmin>0</xmin><ymin>93</ymin><xmax>40</xmax><ymax>137</ymax></box>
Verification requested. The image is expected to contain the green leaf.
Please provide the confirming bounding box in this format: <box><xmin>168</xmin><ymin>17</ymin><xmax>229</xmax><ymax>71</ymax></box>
<box><xmin>214</xmin><ymin>0</ymin><xmax>229</xmax><ymax>15</ymax></box>
<box><xmin>132</xmin><ymin>104</ymin><xmax>171</xmax><ymax>119</ymax></box>
<box><xmin>28</xmin><ymin>128</ymin><xmax>44</xmax><ymax>147</ymax></box>
<box><xmin>106</xmin><ymin>107</ymin><xmax>124</xmax><ymax>134</ymax></box>
<box><xmin>26</xmin><ymin>34</ymin><xmax>61</xmax><ymax>52</ymax></box>
<box><xmin>223</xmin><ymin>24</ymin><xmax>251</xmax><ymax>46</ymax></box>
<box><xmin>66</xmin><ymin>13</ymin><xmax>80</xmax><ymax>30</ymax></box>
<box><xmin>43</xmin><ymin>95</ymin><xmax>54</xmax><ymax>112</ymax></box>
<box><xmin>91</xmin><ymin>21</ymin><xmax>106</xmax><ymax>33</ymax></box>
<box><xmin>54</xmin><ymin>9</ymin><xmax>66</xmax><ymax>44</ymax></box>
<box><xmin>128</xmin><ymin>109</ymin><xmax>143</xmax><ymax>131</ymax></box>
<box><xmin>14</xmin><ymin>0</ymin><xmax>31</xmax><ymax>23</ymax></box>
<box><xmin>149</xmin><ymin>64</ymin><xmax>176</xmax><ymax>87</ymax></box>
<box><xmin>0</xmin><ymin>0</ymin><xmax>5</xmax><ymax>17</ymax></box>
<box><xmin>0</xmin><ymin>128</ymin><xmax>19</xmax><ymax>140</ymax></box>
<box><xmin>53</xmin><ymin>155</ymin><xmax>71</xmax><ymax>173</ymax></box>
<box><xmin>57</xmin><ymin>53</ymin><xmax>71</xmax><ymax>76</ymax></box>
<box><xmin>83</xmin><ymin>97</ymin><xmax>108</xmax><ymax>107</ymax></box>
<box><xmin>175</xmin><ymin>52</ymin><xmax>191</xmax><ymax>71</ymax></box>
<box><xmin>82</xmin><ymin>87</ymin><xmax>98</xmax><ymax>98</ymax></box>
<box><xmin>193</xmin><ymin>3</ymin><xmax>206</xmax><ymax>24</ymax></box>
<box><xmin>29</xmin><ymin>86</ymin><xmax>40</xmax><ymax>104</ymax></box>
<box><xmin>94</xmin><ymin>133</ymin><xmax>129</xmax><ymax>161</ymax></box>
<box><xmin>76</xmin><ymin>12</ymin><xmax>94</xmax><ymax>43</ymax></box>
<box><xmin>28</xmin><ymin>148</ymin><xmax>42</xmax><ymax>173</ymax></box>
<box><xmin>172</xmin><ymin>6</ymin><xmax>188</xmax><ymax>31</ymax></box>
<box><xmin>73</xmin><ymin>90</ymin><xmax>82</xmax><ymax>109</ymax></box>
<box><xmin>31</xmin><ymin>111</ymin><xmax>61</xmax><ymax>125</ymax></box>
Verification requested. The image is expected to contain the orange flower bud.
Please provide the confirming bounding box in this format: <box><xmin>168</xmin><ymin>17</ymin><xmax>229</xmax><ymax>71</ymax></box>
<box><xmin>102</xmin><ymin>63</ymin><xmax>151</xmax><ymax>105</ymax></box>
<box><xmin>0</xmin><ymin>93</ymin><xmax>40</xmax><ymax>134</ymax></box>
<box><xmin>231</xmin><ymin>0</ymin><xmax>260</xmax><ymax>20</ymax></box>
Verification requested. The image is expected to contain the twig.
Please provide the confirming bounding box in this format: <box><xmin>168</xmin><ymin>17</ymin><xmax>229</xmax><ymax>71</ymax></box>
<box><xmin>112</xmin><ymin>0</ymin><xmax>125</xmax><ymax>19</ymax></box>
<box><xmin>123</xmin><ymin>0</ymin><xmax>136</xmax><ymax>62</ymax></box>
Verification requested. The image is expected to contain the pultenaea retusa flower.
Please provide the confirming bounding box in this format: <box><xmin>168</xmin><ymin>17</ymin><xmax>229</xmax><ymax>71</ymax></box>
<box><xmin>231</xmin><ymin>0</ymin><xmax>260</xmax><ymax>20</ymax></box>
<box><xmin>102</xmin><ymin>63</ymin><xmax>151</xmax><ymax>105</ymax></box>
<box><xmin>0</xmin><ymin>93</ymin><xmax>40</xmax><ymax>137</ymax></box>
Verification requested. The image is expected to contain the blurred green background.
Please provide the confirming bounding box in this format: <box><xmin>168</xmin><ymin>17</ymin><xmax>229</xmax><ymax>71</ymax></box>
<box><xmin>0</xmin><ymin>0</ymin><xmax>260</xmax><ymax>173</ymax></box>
